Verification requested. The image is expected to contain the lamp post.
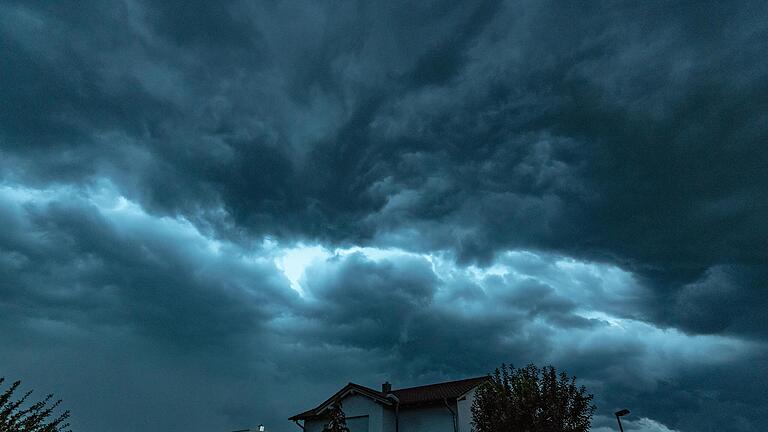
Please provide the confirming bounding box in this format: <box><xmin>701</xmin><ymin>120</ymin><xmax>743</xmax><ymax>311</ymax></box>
<box><xmin>614</xmin><ymin>409</ymin><xmax>630</xmax><ymax>432</ymax></box>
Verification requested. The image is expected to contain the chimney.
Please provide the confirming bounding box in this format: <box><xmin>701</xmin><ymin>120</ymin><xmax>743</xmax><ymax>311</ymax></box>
<box><xmin>382</xmin><ymin>381</ymin><xmax>392</xmax><ymax>394</ymax></box>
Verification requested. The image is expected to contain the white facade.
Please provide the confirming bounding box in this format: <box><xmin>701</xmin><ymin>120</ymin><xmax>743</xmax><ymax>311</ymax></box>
<box><xmin>398</xmin><ymin>403</ymin><xmax>456</xmax><ymax>432</ymax></box>
<box><xmin>305</xmin><ymin>394</ymin><xmax>384</xmax><ymax>432</ymax></box>
<box><xmin>295</xmin><ymin>381</ymin><xmax>482</xmax><ymax>432</ymax></box>
<box><xmin>455</xmin><ymin>387</ymin><xmax>476</xmax><ymax>432</ymax></box>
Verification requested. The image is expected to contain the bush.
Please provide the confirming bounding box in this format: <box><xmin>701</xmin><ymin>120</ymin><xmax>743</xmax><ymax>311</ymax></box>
<box><xmin>472</xmin><ymin>364</ymin><xmax>596</xmax><ymax>432</ymax></box>
<box><xmin>0</xmin><ymin>377</ymin><xmax>71</xmax><ymax>432</ymax></box>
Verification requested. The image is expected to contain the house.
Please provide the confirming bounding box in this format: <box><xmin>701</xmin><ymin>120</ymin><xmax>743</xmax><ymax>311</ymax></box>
<box><xmin>289</xmin><ymin>377</ymin><xmax>488</xmax><ymax>432</ymax></box>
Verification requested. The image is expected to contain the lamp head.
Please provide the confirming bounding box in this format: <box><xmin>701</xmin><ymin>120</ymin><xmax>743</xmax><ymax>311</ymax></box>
<box><xmin>615</xmin><ymin>409</ymin><xmax>630</xmax><ymax>417</ymax></box>
<box><xmin>258</xmin><ymin>425</ymin><xmax>265</xmax><ymax>432</ymax></box>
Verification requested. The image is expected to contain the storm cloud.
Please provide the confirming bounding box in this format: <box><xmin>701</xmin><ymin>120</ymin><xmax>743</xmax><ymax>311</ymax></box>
<box><xmin>1</xmin><ymin>1</ymin><xmax>767</xmax><ymax>431</ymax></box>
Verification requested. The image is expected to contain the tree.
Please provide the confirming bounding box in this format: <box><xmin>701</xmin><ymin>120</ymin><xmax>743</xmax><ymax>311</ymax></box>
<box><xmin>0</xmin><ymin>377</ymin><xmax>71</xmax><ymax>432</ymax></box>
<box><xmin>472</xmin><ymin>364</ymin><xmax>596</xmax><ymax>432</ymax></box>
<box><xmin>324</xmin><ymin>400</ymin><xmax>349</xmax><ymax>432</ymax></box>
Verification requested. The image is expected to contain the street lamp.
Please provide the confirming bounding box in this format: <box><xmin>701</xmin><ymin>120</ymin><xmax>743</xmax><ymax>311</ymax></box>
<box><xmin>614</xmin><ymin>409</ymin><xmax>630</xmax><ymax>432</ymax></box>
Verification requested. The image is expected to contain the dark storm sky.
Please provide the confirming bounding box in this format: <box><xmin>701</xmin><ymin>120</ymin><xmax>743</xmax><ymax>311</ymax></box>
<box><xmin>1</xmin><ymin>1</ymin><xmax>767</xmax><ymax>431</ymax></box>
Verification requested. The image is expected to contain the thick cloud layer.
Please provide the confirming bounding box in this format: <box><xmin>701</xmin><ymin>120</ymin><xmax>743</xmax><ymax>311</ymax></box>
<box><xmin>1</xmin><ymin>1</ymin><xmax>767</xmax><ymax>431</ymax></box>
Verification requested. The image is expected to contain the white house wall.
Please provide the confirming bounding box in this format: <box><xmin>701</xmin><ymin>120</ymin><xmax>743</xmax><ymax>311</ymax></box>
<box><xmin>455</xmin><ymin>388</ymin><xmax>476</xmax><ymax>432</ymax></box>
<box><xmin>382</xmin><ymin>404</ymin><xmax>396</xmax><ymax>432</ymax></box>
<box><xmin>398</xmin><ymin>403</ymin><xmax>456</xmax><ymax>432</ymax></box>
<box><xmin>303</xmin><ymin>393</ymin><xmax>384</xmax><ymax>432</ymax></box>
<box><xmin>299</xmin><ymin>387</ymin><xmax>480</xmax><ymax>432</ymax></box>
<box><xmin>303</xmin><ymin>418</ymin><xmax>326</xmax><ymax>432</ymax></box>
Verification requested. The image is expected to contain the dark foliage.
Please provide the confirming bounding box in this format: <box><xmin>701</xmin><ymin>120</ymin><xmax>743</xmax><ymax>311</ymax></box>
<box><xmin>0</xmin><ymin>378</ymin><xmax>71</xmax><ymax>432</ymax></box>
<box><xmin>324</xmin><ymin>401</ymin><xmax>349</xmax><ymax>432</ymax></box>
<box><xmin>472</xmin><ymin>364</ymin><xmax>596</xmax><ymax>432</ymax></box>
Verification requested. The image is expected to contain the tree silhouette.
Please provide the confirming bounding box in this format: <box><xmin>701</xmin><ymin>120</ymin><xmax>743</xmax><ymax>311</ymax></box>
<box><xmin>0</xmin><ymin>377</ymin><xmax>71</xmax><ymax>432</ymax></box>
<box><xmin>472</xmin><ymin>364</ymin><xmax>596</xmax><ymax>432</ymax></box>
<box><xmin>324</xmin><ymin>400</ymin><xmax>349</xmax><ymax>432</ymax></box>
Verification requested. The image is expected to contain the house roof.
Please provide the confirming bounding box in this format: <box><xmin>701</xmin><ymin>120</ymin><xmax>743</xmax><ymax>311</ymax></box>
<box><xmin>389</xmin><ymin>376</ymin><xmax>488</xmax><ymax>405</ymax></box>
<box><xmin>289</xmin><ymin>376</ymin><xmax>489</xmax><ymax>421</ymax></box>
<box><xmin>288</xmin><ymin>383</ymin><xmax>392</xmax><ymax>421</ymax></box>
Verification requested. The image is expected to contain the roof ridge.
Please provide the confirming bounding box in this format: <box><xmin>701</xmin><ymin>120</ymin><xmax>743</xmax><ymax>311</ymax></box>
<box><xmin>348</xmin><ymin>381</ymin><xmax>385</xmax><ymax>395</ymax></box>
<box><xmin>392</xmin><ymin>376</ymin><xmax>488</xmax><ymax>392</ymax></box>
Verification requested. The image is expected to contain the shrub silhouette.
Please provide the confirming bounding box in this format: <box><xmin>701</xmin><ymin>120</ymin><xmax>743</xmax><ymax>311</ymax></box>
<box><xmin>0</xmin><ymin>377</ymin><xmax>71</xmax><ymax>432</ymax></box>
<box><xmin>472</xmin><ymin>364</ymin><xmax>596</xmax><ymax>432</ymax></box>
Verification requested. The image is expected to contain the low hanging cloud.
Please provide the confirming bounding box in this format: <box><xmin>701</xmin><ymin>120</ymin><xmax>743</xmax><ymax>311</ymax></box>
<box><xmin>2</xmin><ymin>184</ymin><xmax>763</xmax><ymax>431</ymax></box>
<box><xmin>592</xmin><ymin>416</ymin><xmax>681</xmax><ymax>432</ymax></box>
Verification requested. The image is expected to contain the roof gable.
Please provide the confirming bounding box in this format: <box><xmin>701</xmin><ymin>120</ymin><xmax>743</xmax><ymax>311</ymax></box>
<box><xmin>288</xmin><ymin>382</ymin><xmax>392</xmax><ymax>421</ymax></box>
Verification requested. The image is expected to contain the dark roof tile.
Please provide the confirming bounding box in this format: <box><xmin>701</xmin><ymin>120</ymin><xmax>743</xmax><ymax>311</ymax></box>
<box><xmin>392</xmin><ymin>377</ymin><xmax>489</xmax><ymax>406</ymax></box>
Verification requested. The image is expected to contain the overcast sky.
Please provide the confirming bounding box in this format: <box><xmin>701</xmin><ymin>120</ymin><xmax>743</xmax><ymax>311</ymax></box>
<box><xmin>1</xmin><ymin>1</ymin><xmax>767</xmax><ymax>431</ymax></box>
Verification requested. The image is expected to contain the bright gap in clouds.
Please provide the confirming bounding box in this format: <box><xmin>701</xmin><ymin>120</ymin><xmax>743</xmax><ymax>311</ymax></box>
<box><xmin>270</xmin><ymin>240</ymin><xmax>754</xmax><ymax>378</ymax></box>
<box><xmin>272</xmin><ymin>242</ymin><xmax>641</xmax><ymax>308</ymax></box>
<box><xmin>274</xmin><ymin>244</ymin><xmax>425</xmax><ymax>295</ymax></box>
<box><xmin>275</xmin><ymin>245</ymin><xmax>331</xmax><ymax>295</ymax></box>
